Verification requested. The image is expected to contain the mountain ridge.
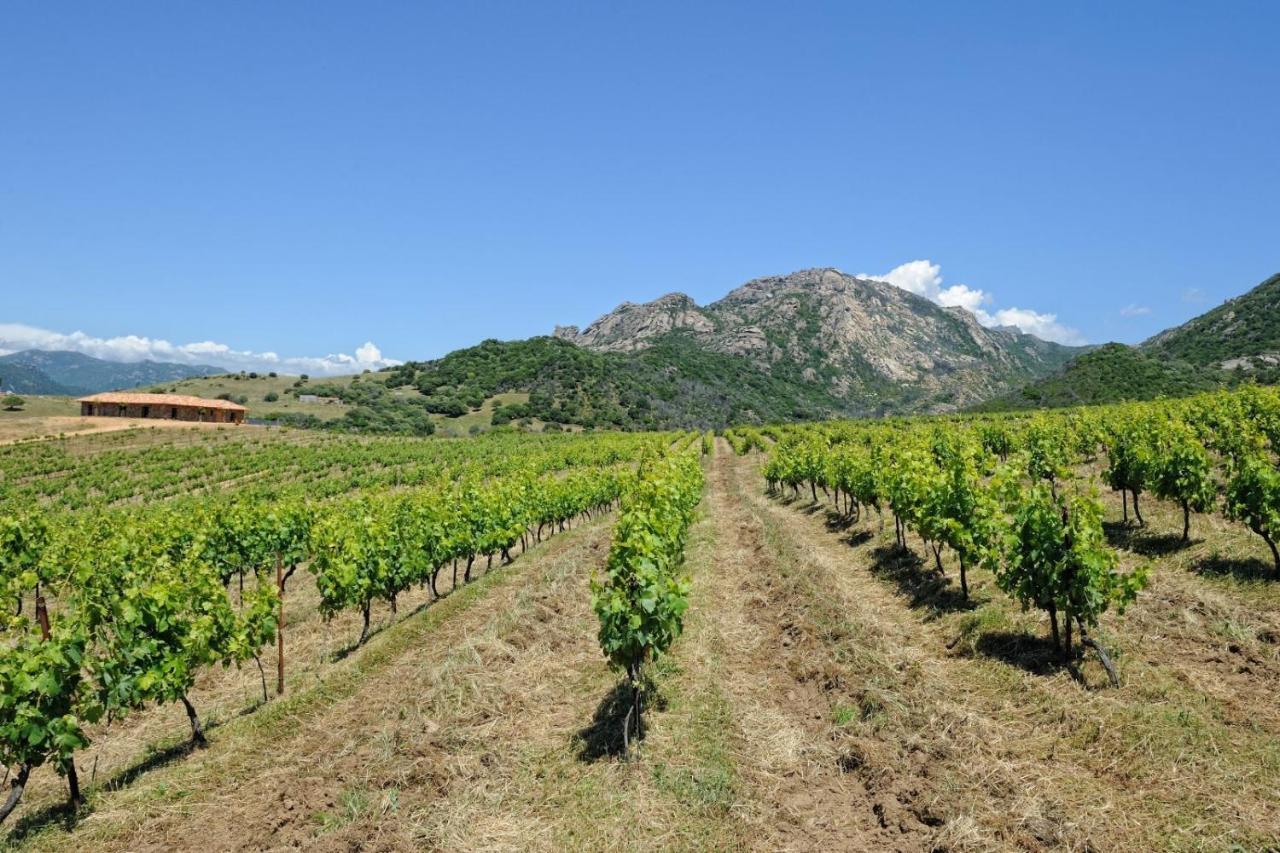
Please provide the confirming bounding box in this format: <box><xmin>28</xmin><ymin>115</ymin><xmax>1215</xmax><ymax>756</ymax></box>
<box><xmin>0</xmin><ymin>350</ymin><xmax>224</xmax><ymax>395</ymax></box>
<box><xmin>556</xmin><ymin>267</ymin><xmax>1081</xmax><ymax>413</ymax></box>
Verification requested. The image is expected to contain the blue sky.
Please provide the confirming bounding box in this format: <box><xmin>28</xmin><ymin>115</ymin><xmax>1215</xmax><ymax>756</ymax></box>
<box><xmin>2</xmin><ymin>1</ymin><xmax>1276</xmax><ymax>373</ymax></box>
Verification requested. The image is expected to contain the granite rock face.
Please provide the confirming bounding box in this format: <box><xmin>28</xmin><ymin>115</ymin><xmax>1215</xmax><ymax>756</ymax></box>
<box><xmin>556</xmin><ymin>268</ymin><xmax>1079</xmax><ymax>414</ymax></box>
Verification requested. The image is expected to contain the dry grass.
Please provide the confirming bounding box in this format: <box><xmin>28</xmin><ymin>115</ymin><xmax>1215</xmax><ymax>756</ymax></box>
<box><xmin>0</xmin><ymin>409</ymin><xmax>247</xmax><ymax>445</ymax></box>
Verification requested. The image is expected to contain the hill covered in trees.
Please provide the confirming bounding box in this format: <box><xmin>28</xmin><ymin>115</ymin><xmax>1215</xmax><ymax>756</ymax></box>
<box><xmin>382</xmin><ymin>334</ymin><xmax>848</xmax><ymax>430</ymax></box>
<box><xmin>984</xmin><ymin>271</ymin><xmax>1280</xmax><ymax>411</ymax></box>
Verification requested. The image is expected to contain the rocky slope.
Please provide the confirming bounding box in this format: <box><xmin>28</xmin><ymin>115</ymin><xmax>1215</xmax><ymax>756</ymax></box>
<box><xmin>556</xmin><ymin>268</ymin><xmax>1079</xmax><ymax>414</ymax></box>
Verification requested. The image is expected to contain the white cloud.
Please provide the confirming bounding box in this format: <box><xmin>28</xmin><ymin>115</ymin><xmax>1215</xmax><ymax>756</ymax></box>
<box><xmin>860</xmin><ymin>260</ymin><xmax>1086</xmax><ymax>345</ymax></box>
<box><xmin>986</xmin><ymin>307</ymin><xmax>1087</xmax><ymax>346</ymax></box>
<box><xmin>1181</xmin><ymin>287</ymin><xmax>1205</xmax><ymax>304</ymax></box>
<box><xmin>1120</xmin><ymin>304</ymin><xmax>1152</xmax><ymax>317</ymax></box>
<box><xmin>0</xmin><ymin>322</ymin><xmax>400</xmax><ymax>376</ymax></box>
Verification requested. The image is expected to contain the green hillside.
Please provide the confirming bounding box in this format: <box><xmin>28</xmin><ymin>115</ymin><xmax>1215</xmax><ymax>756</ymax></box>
<box><xmin>385</xmin><ymin>334</ymin><xmax>847</xmax><ymax>431</ymax></box>
<box><xmin>971</xmin><ymin>344</ymin><xmax>1228</xmax><ymax>411</ymax></box>
<box><xmin>981</xmin><ymin>271</ymin><xmax>1280</xmax><ymax>411</ymax></box>
<box><xmin>1144</xmin><ymin>272</ymin><xmax>1280</xmax><ymax>368</ymax></box>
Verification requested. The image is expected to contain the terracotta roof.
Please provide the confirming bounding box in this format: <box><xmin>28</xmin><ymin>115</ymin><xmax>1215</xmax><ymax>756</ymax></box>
<box><xmin>77</xmin><ymin>392</ymin><xmax>248</xmax><ymax>412</ymax></box>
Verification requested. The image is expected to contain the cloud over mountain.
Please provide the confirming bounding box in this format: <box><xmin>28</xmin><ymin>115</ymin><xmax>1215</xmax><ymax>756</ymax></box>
<box><xmin>862</xmin><ymin>260</ymin><xmax>1086</xmax><ymax>345</ymax></box>
<box><xmin>0</xmin><ymin>322</ymin><xmax>400</xmax><ymax>376</ymax></box>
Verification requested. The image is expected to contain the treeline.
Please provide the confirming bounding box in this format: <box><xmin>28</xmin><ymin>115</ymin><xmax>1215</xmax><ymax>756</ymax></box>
<box><xmin>382</xmin><ymin>334</ymin><xmax>845</xmax><ymax>431</ymax></box>
<box><xmin>267</xmin><ymin>378</ymin><xmax>437</xmax><ymax>435</ymax></box>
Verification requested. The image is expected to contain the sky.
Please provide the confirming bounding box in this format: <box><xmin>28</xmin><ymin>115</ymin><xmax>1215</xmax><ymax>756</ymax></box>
<box><xmin>2</xmin><ymin>1</ymin><xmax>1277</xmax><ymax>374</ymax></box>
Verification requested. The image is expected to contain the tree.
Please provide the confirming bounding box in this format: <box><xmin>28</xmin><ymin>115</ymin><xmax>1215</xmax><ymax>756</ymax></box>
<box><xmin>84</xmin><ymin>533</ymin><xmax>277</xmax><ymax>748</ymax></box>
<box><xmin>0</xmin><ymin>621</ymin><xmax>94</xmax><ymax>823</ymax></box>
<box><xmin>2</xmin><ymin>395</ymin><xmax>24</xmax><ymax>411</ymax></box>
<box><xmin>311</xmin><ymin>495</ymin><xmax>398</xmax><ymax>645</ymax></box>
<box><xmin>927</xmin><ymin>449</ymin><xmax>1005</xmax><ymax>599</ymax></box>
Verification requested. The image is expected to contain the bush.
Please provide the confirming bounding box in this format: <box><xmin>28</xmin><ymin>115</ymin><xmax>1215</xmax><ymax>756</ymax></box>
<box><xmin>264</xmin><ymin>392</ymin><xmax>279</xmax><ymax>403</ymax></box>
<box><xmin>2</xmin><ymin>394</ymin><xmax>24</xmax><ymax>411</ymax></box>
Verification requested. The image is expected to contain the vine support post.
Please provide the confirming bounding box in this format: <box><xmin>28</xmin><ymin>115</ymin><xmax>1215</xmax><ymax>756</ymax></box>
<box><xmin>276</xmin><ymin>553</ymin><xmax>286</xmax><ymax>696</ymax></box>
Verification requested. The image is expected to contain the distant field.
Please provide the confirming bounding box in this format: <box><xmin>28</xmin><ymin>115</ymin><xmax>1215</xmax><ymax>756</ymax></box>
<box><xmin>152</xmin><ymin>372</ymin><xmax>381</xmax><ymax>421</ymax></box>
<box><xmin>157</xmin><ymin>373</ymin><xmax>547</xmax><ymax>434</ymax></box>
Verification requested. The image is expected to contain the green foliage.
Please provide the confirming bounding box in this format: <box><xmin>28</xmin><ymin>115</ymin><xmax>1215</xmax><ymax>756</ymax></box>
<box><xmin>1150</xmin><ymin>422</ymin><xmax>1217</xmax><ymax>540</ymax></box>
<box><xmin>975</xmin><ymin>344</ymin><xmax>1230</xmax><ymax>412</ymax></box>
<box><xmin>0</xmin><ymin>623</ymin><xmax>94</xmax><ymax>777</ymax></box>
<box><xmin>1224</xmin><ymin>455</ymin><xmax>1280</xmax><ymax>575</ymax></box>
<box><xmin>997</xmin><ymin>485</ymin><xmax>1147</xmax><ymax>652</ymax></box>
<box><xmin>593</xmin><ymin>451</ymin><xmax>703</xmax><ymax>681</ymax></box>
<box><xmin>1103</xmin><ymin>420</ymin><xmax>1155</xmax><ymax>523</ymax></box>
<box><xmin>79</xmin><ymin>519</ymin><xmax>278</xmax><ymax>723</ymax></box>
<box><xmin>2</xmin><ymin>394</ymin><xmax>25</xmax><ymax>411</ymax></box>
<box><xmin>391</xmin><ymin>334</ymin><xmax>848</xmax><ymax>431</ymax></box>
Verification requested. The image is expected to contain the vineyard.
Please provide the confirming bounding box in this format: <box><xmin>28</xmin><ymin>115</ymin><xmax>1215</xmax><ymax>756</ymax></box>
<box><xmin>1</xmin><ymin>387</ymin><xmax>1279</xmax><ymax>849</ymax></box>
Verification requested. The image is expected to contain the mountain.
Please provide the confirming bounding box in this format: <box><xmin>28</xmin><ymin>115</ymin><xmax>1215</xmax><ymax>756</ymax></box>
<box><xmin>555</xmin><ymin>268</ymin><xmax>1080</xmax><ymax>414</ymax></box>
<box><xmin>1143</xmin><ymin>272</ymin><xmax>1280</xmax><ymax>372</ymax></box>
<box><xmin>978</xmin><ymin>271</ymin><xmax>1280</xmax><ymax>411</ymax></box>
<box><xmin>0</xmin><ymin>350</ymin><xmax>224</xmax><ymax>395</ymax></box>
<box><xmin>365</xmin><ymin>268</ymin><xmax>1080</xmax><ymax>431</ymax></box>
<box><xmin>0</xmin><ymin>362</ymin><xmax>81</xmax><ymax>396</ymax></box>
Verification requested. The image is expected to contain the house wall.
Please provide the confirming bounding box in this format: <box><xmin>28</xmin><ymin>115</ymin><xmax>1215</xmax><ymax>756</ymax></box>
<box><xmin>80</xmin><ymin>403</ymin><xmax>244</xmax><ymax>424</ymax></box>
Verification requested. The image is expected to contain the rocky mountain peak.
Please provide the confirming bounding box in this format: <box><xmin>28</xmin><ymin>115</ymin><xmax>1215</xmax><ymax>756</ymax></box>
<box><xmin>554</xmin><ymin>267</ymin><xmax>1080</xmax><ymax>413</ymax></box>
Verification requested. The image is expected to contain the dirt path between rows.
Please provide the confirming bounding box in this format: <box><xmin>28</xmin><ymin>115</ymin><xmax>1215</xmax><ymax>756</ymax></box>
<box><xmin>668</xmin><ymin>440</ymin><xmax>917</xmax><ymax>850</ymax></box>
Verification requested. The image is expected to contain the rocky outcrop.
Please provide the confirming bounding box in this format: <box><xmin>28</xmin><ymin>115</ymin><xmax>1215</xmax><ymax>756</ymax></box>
<box><xmin>567</xmin><ymin>293</ymin><xmax>716</xmax><ymax>353</ymax></box>
<box><xmin>555</xmin><ymin>268</ymin><xmax>1080</xmax><ymax>414</ymax></box>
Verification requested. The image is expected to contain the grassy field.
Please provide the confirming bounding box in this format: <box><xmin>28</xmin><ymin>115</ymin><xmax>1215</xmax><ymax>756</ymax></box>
<box><xmin>151</xmin><ymin>373</ymin><xmax>378</xmax><ymax>421</ymax></box>
<box><xmin>158</xmin><ymin>374</ymin><xmax>547</xmax><ymax>433</ymax></box>
<box><xmin>5</xmin><ymin>432</ymin><xmax>1279</xmax><ymax>850</ymax></box>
